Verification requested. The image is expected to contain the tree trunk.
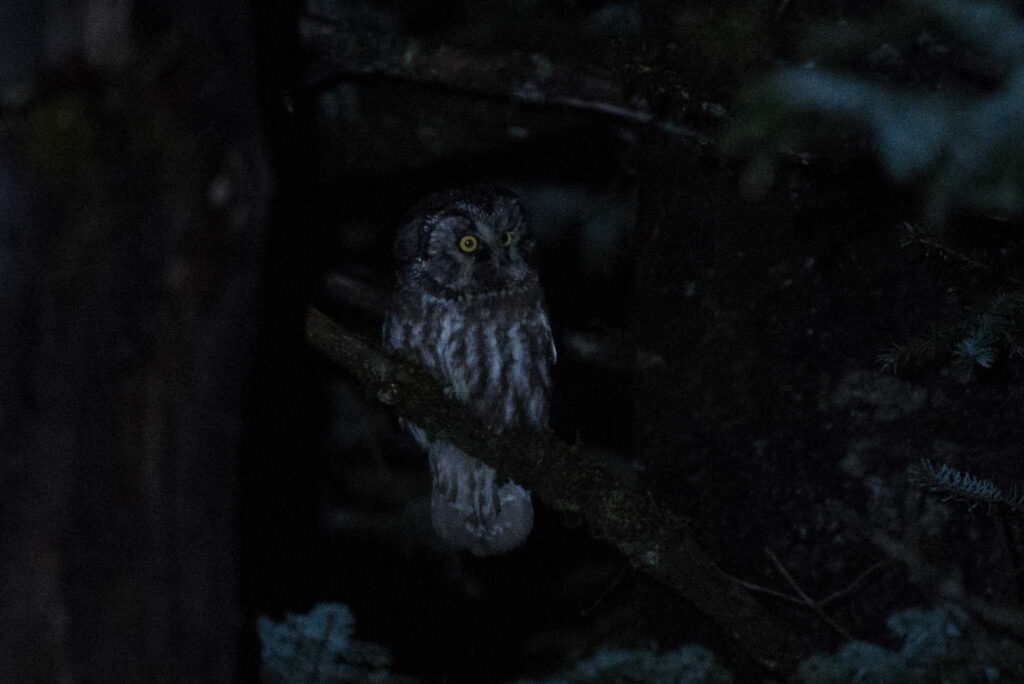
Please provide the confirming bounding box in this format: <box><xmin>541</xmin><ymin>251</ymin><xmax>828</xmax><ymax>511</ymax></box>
<box><xmin>0</xmin><ymin>2</ymin><xmax>270</xmax><ymax>681</ymax></box>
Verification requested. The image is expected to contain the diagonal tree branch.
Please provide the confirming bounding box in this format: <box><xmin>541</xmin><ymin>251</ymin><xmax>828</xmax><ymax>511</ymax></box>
<box><xmin>305</xmin><ymin>306</ymin><xmax>810</xmax><ymax>675</ymax></box>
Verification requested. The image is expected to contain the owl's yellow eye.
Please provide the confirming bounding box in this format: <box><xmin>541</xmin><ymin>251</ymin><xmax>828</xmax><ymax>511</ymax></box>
<box><xmin>458</xmin><ymin>235</ymin><xmax>479</xmax><ymax>253</ymax></box>
<box><xmin>503</xmin><ymin>231</ymin><xmax>513</xmax><ymax>247</ymax></box>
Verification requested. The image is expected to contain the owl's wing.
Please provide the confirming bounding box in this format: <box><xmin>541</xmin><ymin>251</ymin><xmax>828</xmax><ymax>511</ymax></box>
<box><xmin>382</xmin><ymin>313</ymin><xmax>398</xmax><ymax>350</ymax></box>
<box><xmin>540</xmin><ymin>310</ymin><xmax>557</xmax><ymax>365</ymax></box>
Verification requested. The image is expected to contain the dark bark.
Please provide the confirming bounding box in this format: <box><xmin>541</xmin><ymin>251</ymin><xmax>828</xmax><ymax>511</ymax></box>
<box><xmin>0</xmin><ymin>2</ymin><xmax>270</xmax><ymax>681</ymax></box>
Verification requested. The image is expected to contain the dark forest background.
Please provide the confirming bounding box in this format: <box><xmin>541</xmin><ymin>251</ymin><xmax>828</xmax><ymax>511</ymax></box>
<box><xmin>4</xmin><ymin>0</ymin><xmax>1024</xmax><ymax>682</ymax></box>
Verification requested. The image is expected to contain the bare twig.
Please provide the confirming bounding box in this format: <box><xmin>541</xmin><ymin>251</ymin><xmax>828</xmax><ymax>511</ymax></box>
<box><xmin>818</xmin><ymin>561</ymin><xmax>888</xmax><ymax>608</ymax></box>
<box><xmin>726</xmin><ymin>560</ymin><xmax>887</xmax><ymax>619</ymax></box>
<box><xmin>580</xmin><ymin>564</ymin><xmax>631</xmax><ymax>617</ymax></box>
<box><xmin>305</xmin><ymin>306</ymin><xmax>809</xmax><ymax>674</ymax></box>
<box><xmin>765</xmin><ymin>549</ymin><xmax>854</xmax><ymax>642</ymax></box>
<box><xmin>723</xmin><ymin>573</ymin><xmax>809</xmax><ymax>608</ymax></box>
<box><xmin>836</xmin><ymin>505</ymin><xmax>1024</xmax><ymax>637</ymax></box>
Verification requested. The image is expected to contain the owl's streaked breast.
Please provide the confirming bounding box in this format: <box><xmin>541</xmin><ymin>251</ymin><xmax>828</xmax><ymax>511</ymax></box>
<box><xmin>384</xmin><ymin>287</ymin><xmax>553</xmax><ymax>432</ymax></box>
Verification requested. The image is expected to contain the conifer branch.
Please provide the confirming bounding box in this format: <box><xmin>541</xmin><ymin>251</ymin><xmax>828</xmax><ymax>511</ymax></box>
<box><xmin>909</xmin><ymin>459</ymin><xmax>1024</xmax><ymax>512</ymax></box>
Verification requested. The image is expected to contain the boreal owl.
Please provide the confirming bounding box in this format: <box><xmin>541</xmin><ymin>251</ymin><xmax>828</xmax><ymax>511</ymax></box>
<box><xmin>383</xmin><ymin>186</ymin><xmax>555</xmax><ymax>555</ymax></box>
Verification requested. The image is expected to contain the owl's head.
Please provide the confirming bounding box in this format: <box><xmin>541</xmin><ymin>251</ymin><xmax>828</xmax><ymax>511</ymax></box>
<box><xmin>393</xmin><ymin>186</ymin><xmax>539</xmax><ymax>299</ymax></box>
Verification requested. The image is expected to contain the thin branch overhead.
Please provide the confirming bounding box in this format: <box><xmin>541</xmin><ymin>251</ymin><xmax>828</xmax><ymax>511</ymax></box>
<box><xmin>297</xmin><ymin>10</ymin><xmax>713</xmax><ymax>146</ymax></box>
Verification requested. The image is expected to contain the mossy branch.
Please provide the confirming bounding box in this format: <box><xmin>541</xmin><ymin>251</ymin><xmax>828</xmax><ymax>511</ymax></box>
<box><xmin>305</xmin><ymin>307</ymin><xmax>808</xmax><ymax>675</ymax></box>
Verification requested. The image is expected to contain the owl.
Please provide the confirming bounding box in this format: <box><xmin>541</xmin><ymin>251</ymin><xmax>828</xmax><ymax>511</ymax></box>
<box><xmin>383</xmin><ymin>186</ymin><xmax>555</xmax><ymax>556</ymax></box>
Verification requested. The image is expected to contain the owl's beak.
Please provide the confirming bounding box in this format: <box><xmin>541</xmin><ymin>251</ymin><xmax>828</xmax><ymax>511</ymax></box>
<box><xmin>476</xmin><ymin>260</ymin><xmax>503</xmax><ymax>289</ymax></box>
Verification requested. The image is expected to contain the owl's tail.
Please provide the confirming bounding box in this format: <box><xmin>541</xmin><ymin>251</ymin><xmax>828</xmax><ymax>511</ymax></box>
<box><xmin>428</xmin><ymin>444</ymin><xmax>534</xmax><ymax>556</ymax></box>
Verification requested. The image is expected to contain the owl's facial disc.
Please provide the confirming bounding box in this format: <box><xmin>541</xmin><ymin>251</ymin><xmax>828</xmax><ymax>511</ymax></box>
<box><xmin>420</xmin><ymin>205</ymin><xmax>536</xmax><ymax>298</ymax></box>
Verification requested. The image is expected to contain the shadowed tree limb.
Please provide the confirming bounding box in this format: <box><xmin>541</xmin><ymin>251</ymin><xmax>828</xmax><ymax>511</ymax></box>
<box><xmin>297</xmin><ymin>11</ymin><xmax>713</xmax><ymax>146</ymax></box>
<box><xmin>296</xmin><ymin>10</ymin><xmax>822</xmax><ymax>169</ymax></box>
<box><xmin>305</xmin><ymin>306</ymin><xmax>810</xmax><ymax>675</ymax></box>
